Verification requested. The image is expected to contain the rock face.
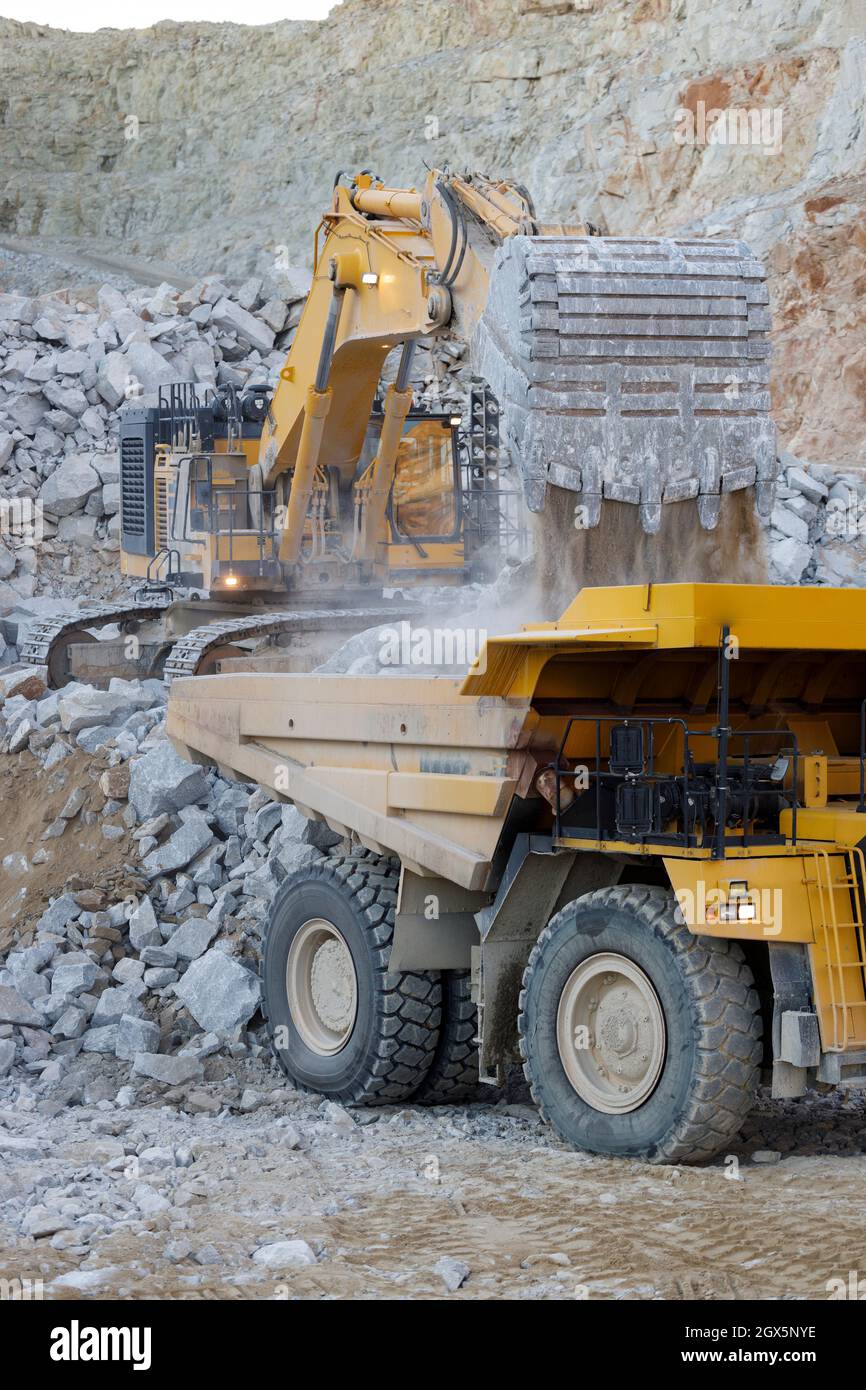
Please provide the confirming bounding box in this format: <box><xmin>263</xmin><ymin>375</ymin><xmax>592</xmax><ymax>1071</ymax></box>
<box><xmin>0</xmin><ymin>1</ymin><xmax>862</xmax><ymax>466</ymax></box>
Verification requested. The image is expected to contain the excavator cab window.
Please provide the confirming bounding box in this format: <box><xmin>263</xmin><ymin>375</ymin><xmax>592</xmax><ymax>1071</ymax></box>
<box><xmin>390</xmin><ymin>417</ymin><xmax>460</xmax><ymax>541</ymax></box>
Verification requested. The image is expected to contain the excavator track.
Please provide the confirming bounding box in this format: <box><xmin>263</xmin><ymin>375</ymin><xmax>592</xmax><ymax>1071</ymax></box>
<box><xmin>474</xmin><ymin>234</ymin><xmax>777</xmax><ymax>531</ymax></box>
<box><xmin>21</xmin><ymin>600</ymin><xmax>415</xmax><ymax>688</ymax></box>
<box><xmin>162</xmin><ymin>607</ymin><xmax>402</xmax><ymax>683</ymax></box>
<box><xmin>19</xmin><ymin>601</ymin><xmax>172</xmax><ymax>680</ymax></box>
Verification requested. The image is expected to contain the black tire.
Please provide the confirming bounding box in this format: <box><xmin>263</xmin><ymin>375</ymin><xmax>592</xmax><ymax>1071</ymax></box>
<box><xmin>412</xmin><ymin>970</ymin><xmax>479</xmax><ymax>1104</ymax></box>
<box><xmin>518</xmin><ymin>884</ymin><xmax>762</xmax><ymax>1163</ymax></box>
<box><xmin>262</xmin><ymin>851</ymin><xmax>442</xmax><ymax>1104</ymax></box>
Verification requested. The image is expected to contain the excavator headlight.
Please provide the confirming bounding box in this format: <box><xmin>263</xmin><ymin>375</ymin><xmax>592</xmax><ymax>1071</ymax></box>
<box><xmin>449</xmin><ymin>415</ymin><xmax>462</xmax><ymax>427</ymax></box>
<box><xmin>223</xmin><ymin>574</ymin><xmax>239</xmax><ymax>588</ymax></box>
<box><xmin>361</xmin><ymin>272</ymin><xmax>379</xmax><ymax>285</ymax></box>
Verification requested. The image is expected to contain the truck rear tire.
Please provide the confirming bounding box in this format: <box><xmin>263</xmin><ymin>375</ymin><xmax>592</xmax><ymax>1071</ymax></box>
<box><xmin>262</xmin><ymin>852</ymin><xmax>442</xmax><ymax>1105</ymax></box>
<box><xmin>412</xmin><ymin>970</ymin><xmax>479</xmax><ymax>1104</ymax></box>
<box><xmin>518</xmin><ymin>884</ymin><xmax>762</xmax><ymax>1163</ymax></box>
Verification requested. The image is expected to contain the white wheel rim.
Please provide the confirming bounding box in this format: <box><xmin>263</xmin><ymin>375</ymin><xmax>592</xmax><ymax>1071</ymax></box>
<box><xmin>556</xmin><ymin>952</ymin><xmax>666</xmax><ymax>1114</ymax></box>
<box><xmin>286</xmin><ymin>918</ymin><xmax>358</xmax><ymax>1056</ymax></box>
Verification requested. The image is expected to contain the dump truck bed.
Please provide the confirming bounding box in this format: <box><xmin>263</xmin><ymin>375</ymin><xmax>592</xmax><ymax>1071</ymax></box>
<box><xmin>168</xmin><ymin>670</ymin><xmax>534</xmax><ymax>890</ymax></box>
<box><xmin>167</xmin><ymin>582</ymin><xmax>866</xmax><ymax>894</ymax></box>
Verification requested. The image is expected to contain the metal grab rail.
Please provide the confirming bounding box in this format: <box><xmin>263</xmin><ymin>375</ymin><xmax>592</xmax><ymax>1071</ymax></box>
<box><xmin>808</xmin><ymin>847</ymin><xmax>866</xmax><ymax>1051</ymax></box>
<box><xmin>176</xmin><ymin>454</ymin><xmax>282</xmax><ymax>575</ymax></box>
<box><xmin>549</xmin><ymin>715</ymin><xmax>800</xmax><ymax>858</ymax></box>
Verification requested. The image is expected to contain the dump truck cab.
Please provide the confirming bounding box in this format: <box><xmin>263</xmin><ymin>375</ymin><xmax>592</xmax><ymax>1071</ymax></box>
<box><xmin>167</xmin><ymin>582</ymin><xmax>866</xmax><ymax>1162</ymax></box>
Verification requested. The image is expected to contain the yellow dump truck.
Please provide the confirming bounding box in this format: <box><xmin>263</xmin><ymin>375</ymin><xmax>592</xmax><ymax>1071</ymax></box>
<box><xmin>167</xmin><ymin>582</ymin><xmax>866</xmax><ymax>1162</ymax></box>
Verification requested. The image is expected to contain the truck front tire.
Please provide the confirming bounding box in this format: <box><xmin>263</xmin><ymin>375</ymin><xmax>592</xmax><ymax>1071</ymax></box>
<box><xmin>518</xmin><ymin>885</ymin><xmax>762</xmax><ymax>1163</ymax></box>
<box><xmin>262</xmin><ymin>852</ymin><xmax>442</xmax><ymax>1104</ymax></box>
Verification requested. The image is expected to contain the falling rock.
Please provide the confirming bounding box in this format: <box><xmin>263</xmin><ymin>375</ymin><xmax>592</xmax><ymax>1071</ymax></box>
<box><xmin>770</xmin><ymin>536</ymin><xmax>812</xmax><ymax>585</ymax></box>
<box><xmin>100</xmin><ymin>763</ymin><xmax>130</xmax><ymax>799</ymax></box>
<box><xmin>174</xmin><ymin>948</ymin><xmax>262</xmax><ymax>1034</ymax></box>
<box><xmin>128</xmin><ymin>739</ymin><xmax>210</xmax><ymax>820</ymax></box>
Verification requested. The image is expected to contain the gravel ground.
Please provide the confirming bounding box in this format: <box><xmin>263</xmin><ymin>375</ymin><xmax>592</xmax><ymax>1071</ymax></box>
<box><xmin>1</xmin><ymin>1054</ymin><xmax>865</xmax><ymax>1302</ymax></box>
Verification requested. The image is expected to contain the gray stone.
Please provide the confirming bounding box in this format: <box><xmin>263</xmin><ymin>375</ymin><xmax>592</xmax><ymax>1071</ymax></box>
<box><xmin>141</xmin><ymin>818</ymin><xmax>214</xmax><ymax>878</ymax></box>
<box><xmin>770</xmin><ymin>503</ymin><xmax>810</xmax><ymax>544</ymax></box>
<box><xmin>81</xmin><ymin>1024</ymin><xmax>120</xmax><ymax>1053</ymax></box>
<box><xmin>50</xmin><ymin>1006</ymin><xmax>87</xmax><ymax>1039</ymax></box>
<box><xmin>91</xmin><ymin>985</ymin><xmax>145</xmax><ymax>1028</ymax></box>
<box><xmin>39</xmin><ymin>454</ymin><xmax>101</xmax><ymax>516</ymax></box>
<box><xmin>787</xmin><ymin>465</ymin><xmax>828</xmax><ymax>505</ymax></box>
<box><xmin>251</xmin><ymin>1239</ymin><xmax>316</xmax><ymax>1269</ymax></box>
<box><xmin>434</xmin><ymin>1255</ymin><xmax>471</xmax><ymax>1291</ymax></box>
<box><xmin>131</xmin><ymin>1052</ymin><xmax>204</xmax><ymax>1085</ymax></box>
<box><xmin>59</xmin><ymin>686</ymin><xmax>129</xmax><ymax>734</ymax></box>
<box><xmin>170</xmin><ymin>918</ymin><xmax>219</xmax><ymax>961</ymax></box>
<box><xmin>95</xmin><ymin>351</ymin><xmax>129</xmax><ymax>409</ymax></box>
<box><xmin>115</xmin><ymin>1013</ymin><xmax>160</xmax><ymax>1060</ymax></box>
<box><xmin>210</xmin><ymin>297</ymin><xmax>275</xmax><ymax>354</ymax></box>
<box><xmin>770</xmin><ymin>535</ymin><xmax>812</xmax><ymax>585</ymax></box>
<box><xmin>143</xmin><ymin>967</ymin><xmax>178</xmax><ymax>989</ymax></box>
<box><xmin>50</xmin><ymin>957</ymin><xmax>99</xmax><ymax>997</ymax></box>
<box><xmin>112</xmin><ymin>958</ymin><xmax>146</xmax><ymax>985</ymax></box>
<box><xmin>174</xmin><ymin>949</ymin><xmax>261</xmax><ymax>1034</ymax></box>
<box><xmin>128</xmin><ymin>896</ymin><xmax>162</xmax><ymax>951</ymax></box>
<box><xmin>0</xmin><ymin>985</ymin><xmax>43</xmax><ymax>1026</ymax></box>
<box><xmin>128</xmin><ymin>740</ymin><xmax>210</xmax><ymax>820</ymax></box>
<box><xmin>0</xmin><ymin>1038</ymin><xmax>15</xmax><ymax>1075</ymax></box>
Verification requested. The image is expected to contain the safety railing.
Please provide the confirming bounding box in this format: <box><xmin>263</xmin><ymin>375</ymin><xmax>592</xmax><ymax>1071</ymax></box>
<box><xmin>549</xmin><ymin>715</ymin><xmax>799</xmax><ymax>858</ymax></box>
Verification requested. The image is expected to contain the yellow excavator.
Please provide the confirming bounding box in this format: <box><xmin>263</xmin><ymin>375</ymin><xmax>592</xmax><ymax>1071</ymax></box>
<box><xmin>24</xmin><ymin>168</ymin><xmax>776</xmax><ymax>685</ymax></box>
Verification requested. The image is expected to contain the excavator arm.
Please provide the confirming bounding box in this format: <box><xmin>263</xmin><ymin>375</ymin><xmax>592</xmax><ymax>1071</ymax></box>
<box><xmin>257</xmin><ymin>167</ymin><xmax>776</xmax><ymax>575</ymax></box>
<box><xmin>256</xmin><ymin>170</ymin><xmax>569</xmax><ymax>567</ymax></box>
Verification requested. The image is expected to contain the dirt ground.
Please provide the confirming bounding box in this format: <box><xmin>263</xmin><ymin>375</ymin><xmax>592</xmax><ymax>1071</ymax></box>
<box><xmin>0</xmin><ymin>750</ymin><xmax>142</xmax><ymax>948</ymax></box>
<box><xmin>1</xmin><ymin>1054</ymin><xmax>865</xmax><ymax>1302</ymax></box>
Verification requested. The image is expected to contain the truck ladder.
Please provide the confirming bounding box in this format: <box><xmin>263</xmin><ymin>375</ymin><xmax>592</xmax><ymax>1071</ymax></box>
<box><xmin>805</xmin><ymin>847</ymin><xmax>866</xmax><ymax>1052</ymax></box>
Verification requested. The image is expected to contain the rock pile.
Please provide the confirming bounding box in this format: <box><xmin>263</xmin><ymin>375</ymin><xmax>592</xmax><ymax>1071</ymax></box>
<box><xmin>0</xmin><ymin>271</ymin><xmax>312</xmax><ymax>609</ymax></box>
<box><xmin>0</xmin><ymin>671</ymin><xmax>345</xmax><ymax>1091</ymax></box>
<box><xmin>769</xmin><ymin>453</ymin><xmax>866</xmax><ymax>586</ymax></box>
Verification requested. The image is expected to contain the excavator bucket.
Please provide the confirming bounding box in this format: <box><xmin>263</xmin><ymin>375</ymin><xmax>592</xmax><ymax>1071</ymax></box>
<box><xmin>472</xmin><ymin>235</ymin><xmax>777</xmax><ymax>534</ymax></box>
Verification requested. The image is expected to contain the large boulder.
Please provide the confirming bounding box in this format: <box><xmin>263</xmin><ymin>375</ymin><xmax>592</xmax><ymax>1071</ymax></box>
<box><xmin>58</xmin><ymin>685</ymin><xmax>130</xmax><ymax>733</ymax></box>
<box><xmin>128</xmin><ymin>740</ymin><xmax>210</xmax><ymax>820</ymax></box>
<box><xmin>95</xmin><ymin>351</ymin><xmax>129</xmax><ymax>409</ymax></box>
<box><xmin>174</xmin><ymin>949</ymin><xmax>261</xmax><ymax>1034</ymax></box>
<box><xmin>210</xmin><ymin>297</ymin><xmax>275</xmax><ymax>354</ymax></box>
<box><xmin>123</xmin><ymin>342</ymin><xmax>180</xmax><ymax>394</ymax></box>
<box><xmin>39</xmin><ymin>454</ymin><xmax>101</xmax><ymax>517</ymax></box>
